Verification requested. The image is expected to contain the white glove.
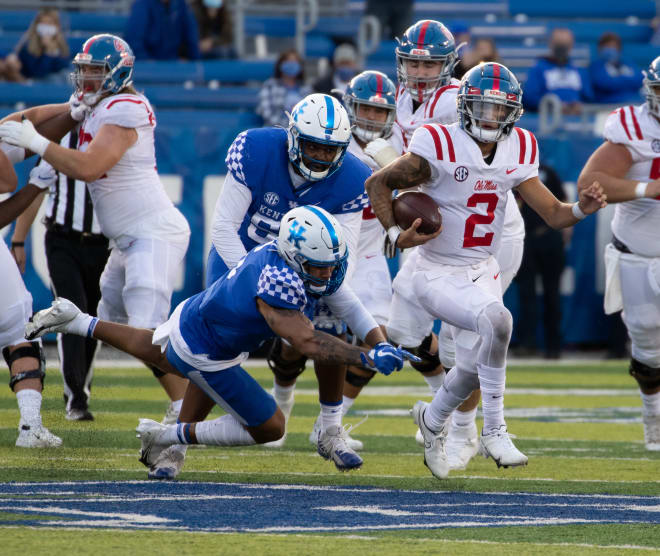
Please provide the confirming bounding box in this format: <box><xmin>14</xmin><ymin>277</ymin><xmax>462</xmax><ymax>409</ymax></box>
<box><xmin>364</xmin><ymin>137</ymin><xmax>399</xmax><ymax>168</ymax></box>
<box><xmin>0</xmin><ymin>118</ymin><xmax>50</xmax><ymax>156</ymax></box>
<box><xmin>28</xmin><ymin>163</ymin><xmax>56</xmax><ymax>191</ymax></box>
<box><xmin>69</xmin><ymin>93</ymin><xmax>90</xmax><ymax>122</ymax></box>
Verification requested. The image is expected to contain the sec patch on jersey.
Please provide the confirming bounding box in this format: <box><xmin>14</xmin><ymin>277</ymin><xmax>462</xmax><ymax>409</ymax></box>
<box><xmin>393</xmin><ymin>190</ymin><xmax>442</xmax><ymax>234</ymax></box>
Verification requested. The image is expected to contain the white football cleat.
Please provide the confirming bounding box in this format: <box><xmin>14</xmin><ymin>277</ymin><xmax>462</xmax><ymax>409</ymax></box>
<box><xmin>309</xmin><ymin>414</ymin><xmax>363</xmax><ymax>451</ymax></box>
<box><xmin>446</xmin><ymin>421</ymin><xmax>479</xmax><ymax>470</ymax></box>
<box><xmin>263</xmin><ymin>394</ymin><xmax>294</xmax><ymax>448</ymax></box>
<box><xmin>411</xmin><ymin>401</ymin><xmax>449</xmax><ymax>479</ymax></box>
<box><xmin>161</xmin><ymin>401</ymin><xmax>180</xmax><ymax>426</ymax></box>
<box><xmin>148</xmin><ymin>445</ymin><xmax>187</xmax><ymax>480</ymax></box>
<box><xmin>15</xmin><ymin>423</ymin><xmax>62</xmax><ymax>448</ymax></box>
<box><xmin>25</xmin><ymin>298</ymin><xmax>86</xmax><ymax>340</ymax></box>
<box><xmin>643</xmin><ymin>413</ymin><xmax>660</xmax><ymax>451</ymax></box>
<box><xmin>415</xmin><ymin>428</ymin><xmax>424</xmax><ymax>447</ymax></box>
<box><xmin>317</xmin><ymin>424</ymin><xmax>363</xmax><ymax>471</ymax></box>
<box><xmin>480</xmin><ymin>425</ymin><xmax>528</xmax><ymax>468</ymax></box>
<box><xmin>136</xmin><ymin>418</ymin><xmax>169</xmax><ymax>468</ymax></box>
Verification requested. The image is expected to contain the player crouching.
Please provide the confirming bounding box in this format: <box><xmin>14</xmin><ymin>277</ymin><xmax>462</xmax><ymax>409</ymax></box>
<box><xmin>26</xmin><ymin>206</ymin><xmax>418</xmax><ymax>478</ymax></box>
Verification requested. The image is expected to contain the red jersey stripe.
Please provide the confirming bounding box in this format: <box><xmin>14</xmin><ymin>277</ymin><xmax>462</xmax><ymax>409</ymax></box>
<box><xmin>429</xmin><ymin>84</ymin><xmax>458</xmax><ymax>118</ymax></box>
<box><xmin>492</xmin><ymin>63</ymin><xmax>500</xmax><ymax>91</ymax></box>
<box><xmin>629</xmin><ymin>106</ymin><xmax>643</xmax><ymax>140</ymax></box>
<box><xmin>619</xmin><ymin>108</ymin><xmax>633</xmax><ymax>141</ymax></box>
<box><xmin>529</xmin><ymin>131</ymin><xmax>538</xmax><ymax>164</ymax></box>
<box><xmin>515</xmin><ymin>127</ymin><xmax>526</xmax><ymax>164</ymax></box>
<box><xmin>438</xmin><ymin>125</ymin><xmax>455</xmax><ymax>162</ymax></box>
<box><xmin>423</xmin><ymin>124</ymin><xmax>443</xmax><ymax>159</ymax></box>
<box><xmin>106</xmin><ymin>98</ymin><xmax>145</xmax><ymax>109</ymax></box>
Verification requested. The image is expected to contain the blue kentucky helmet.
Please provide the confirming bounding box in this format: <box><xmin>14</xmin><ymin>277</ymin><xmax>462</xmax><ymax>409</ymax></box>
<box><xmin>643</xmin><ymin>56</ymin><xmax>660</xmax><ymax>117</ymax></box>
<box><xmin>457</xmin><ymin>62</ymin><xmax>523</xmax><ymax>143</ymax></box>
<box><xmin>395</xmin><ymin>19</ymin><xmax>457</xmax><ymax>103</ymax></box>
<box><xmin>343</xmin><ymin>70</ymin><xmax>397</xmax><ymax>142</ymax></box>
<box><xmin>72</xmin><ymin>34</ymin><xmax>135</xmax><ymax>106</ymax></box>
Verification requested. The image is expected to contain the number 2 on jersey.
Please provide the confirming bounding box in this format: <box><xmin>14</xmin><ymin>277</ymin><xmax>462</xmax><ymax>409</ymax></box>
<box><xmin>463</xmin><ymin>193</ymin><xmax>498</xmax><ymax>248</ymax></box>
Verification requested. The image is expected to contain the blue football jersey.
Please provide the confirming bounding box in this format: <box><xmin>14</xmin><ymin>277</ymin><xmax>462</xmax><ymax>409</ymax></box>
<box><xmin>225</xmin><ymin>127</ymin><xmax>371</xmax><ymax>252</ymax></box>
<box><xmin>179</xmin><ymin>241</ymin><xmax>316</xmax><ymax>361</ymax></box>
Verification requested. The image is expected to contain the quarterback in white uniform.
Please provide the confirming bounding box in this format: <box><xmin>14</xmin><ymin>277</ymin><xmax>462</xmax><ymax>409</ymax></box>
<box><xmin>578</xmin><ymin>56</ymin><xmax>660</xmax><ymax>451</ymax></box>
<box><xmin>0</xmin><ymin>35</ymin><xmax>191</xmax><ymax>420</ymax></box>
<box><xmin>366</xmin><ymin>62</ymin><xmax>606</xmax><ymax>479</ymax></box>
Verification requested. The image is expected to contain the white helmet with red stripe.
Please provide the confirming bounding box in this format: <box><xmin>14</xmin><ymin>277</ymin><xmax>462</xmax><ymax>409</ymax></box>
<box><xmin>395</xmin><ymin>20</ymin><xmax>458</xmax><ymax>103</ymax></box>
<box><xmin>457</xmin><ymin>62</ymin><xmax>523</xmax><ymax>143</ymax></box>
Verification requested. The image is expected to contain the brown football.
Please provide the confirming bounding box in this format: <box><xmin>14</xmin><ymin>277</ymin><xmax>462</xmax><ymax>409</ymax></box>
<box><xmin>392</xmin><ymin>190</ymin><xmax>442</xmax><ymax>234</ymax></box>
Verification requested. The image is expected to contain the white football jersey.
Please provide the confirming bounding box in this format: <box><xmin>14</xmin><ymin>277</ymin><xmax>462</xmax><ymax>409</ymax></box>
<box><xmin>392</xmin><ymin>80</ymin><xmax>460</xmax><ymax>153</ymax></box>
<box><xmin>604</xmin><ymin>103</ymin><xmax>660</xmax><ymax>257</ymax></box>
<box><xmin>78</xmin><ymin>93</ymin><xmax>184</xmax><ymax>240</ymax></box>
<box><xmin>347</xmin><ymin>135</ymin><xmax>400</xmax><ymax>257</ymax></box>
<box><xmin>408</xmin><ymin>123</ymin><xmax>538</xmax><ymax>265</ymax></box>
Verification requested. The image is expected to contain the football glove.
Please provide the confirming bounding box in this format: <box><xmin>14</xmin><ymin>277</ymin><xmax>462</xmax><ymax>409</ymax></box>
<box><xmin>360</xmin><ymin>342</ymin><xmax>420</xmax><ymax>375</ymax></box>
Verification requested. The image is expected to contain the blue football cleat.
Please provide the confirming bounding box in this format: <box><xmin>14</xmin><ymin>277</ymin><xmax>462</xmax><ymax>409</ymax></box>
<box><xmin>317</xmin><ymin>424</ymin><xmax>363</xmax><ymax>471</ymax></box>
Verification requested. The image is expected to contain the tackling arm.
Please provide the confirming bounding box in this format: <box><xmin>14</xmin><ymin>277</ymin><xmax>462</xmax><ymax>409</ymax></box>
<box><xmin>1</xmin><ymin>103</ymin><xmax>76</xmax><ymax>143</ymax></box>
<box><xmin>578</xmin><ymin>140</ymin><xmax>660</xmax><ymax>202</ymax></box>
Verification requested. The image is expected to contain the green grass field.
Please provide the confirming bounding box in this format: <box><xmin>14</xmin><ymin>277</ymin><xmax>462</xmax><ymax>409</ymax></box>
<box><xmin>0</xmin><ymin>360</ymin><xmax>658</xmax><ymax>555</ymax></box>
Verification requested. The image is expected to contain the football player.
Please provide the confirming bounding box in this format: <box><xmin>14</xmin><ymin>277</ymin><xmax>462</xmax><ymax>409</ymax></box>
<box><xmin>203</xmin><ymin>93</ymin><xmax>371</xmax><ymax>456</ymax></box>
<box><xmin>366</xmin><ymin>62</ymin><xmax>606</xmax><ymax>479</ymax></box>
<box><xmin>578</xmin><ymin>56</ymin><xmax>660</xmax><ymax>451</ymax></box>
<box><xmin>0</xmin><ymin>34</ymin><xmax>192</xmax><ymax>426</ymax></box>
<box><xmin>26</xmin><ymin>206</ymin><xmax>416</xmax><ymax>478</ymax></box>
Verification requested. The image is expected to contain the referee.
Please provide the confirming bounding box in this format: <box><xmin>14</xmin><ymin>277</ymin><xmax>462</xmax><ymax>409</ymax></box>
<box><xmin>11</xmin><ymin>129</ymin><xmax>109</xmax><ymax>421</ymax></box>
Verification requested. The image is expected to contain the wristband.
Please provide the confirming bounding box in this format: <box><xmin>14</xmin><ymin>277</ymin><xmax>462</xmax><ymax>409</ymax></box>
<box><xmin>571</xmin><ymin>203</ymin><xmax>586</xmax><ymax>220</ymax></box>
<box><xmin>635</xmin><ymin>182</ymin><xmax>648</xmax><ymax>199</ymax></box>
<box><xmin>11</xmin><ymin>241</ymin><xmax>24</xmax><ymax>247</ymax></box>
<box><xmin>386</xmin><ymin>225</ymin><xmax>401</xmax><ymax>247</ymax></box>
<box><xmin>28</xmin><ymin>133</ymin><xmax>50</xmax><ymax>157</ymax></box>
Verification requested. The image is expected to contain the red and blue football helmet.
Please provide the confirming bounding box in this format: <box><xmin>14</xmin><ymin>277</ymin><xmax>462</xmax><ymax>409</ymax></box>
<box><xmin>643</xmin><ymin>56</ymin><xmax>660</xmax><ymax>117</ymax></box>
<box><xmin>72</xmin><ymin>34</ymin><xmax>135</xmax><ymax>106</ymax></box>
<box><xmin>457</xmin><ymin>62</ymin><xmax>523</xmax><ymax>143</ymax></box>
<box><xmin>395</xmin><ymin>19</ymin><xmax>457</xmax><ymax>103</ymax></box>
<box><xmin>343</xmin><ymin>70</ymin><xmax>397</xmax><ymax>142</ymax></box>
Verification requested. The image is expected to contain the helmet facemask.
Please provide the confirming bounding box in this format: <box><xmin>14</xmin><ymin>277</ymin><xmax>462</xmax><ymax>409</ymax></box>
<box><xmin>397</xmin><ymin>52</ymin><xmax>456</xmax><ymax>103</ymax></box>
<box><xmin>347</xmin><ymin>98</ymin><xmax>396</xmax><ymax>142</ymax></box>
<box><xmin>296</xmin><ymin>255</ymin><xmax>348</xmax><ymax>296</ymax></box>
<box><xmin>71</xmin><ymin>49</ymin><xmax>134</xmax><ymax>107</ymax></box>
<box><xmin>460</xmin><ymin>93</ymin><xmax>521</xmax><ymax>143</ymax></box>
<box><xmin>288</xmin><ymin>128</ymin><xmax>348</xmax><ymax>181</ymax></box>
<box><xmin>643</xmin><ymin>72</ymin><xmax>660</xmax><ymax>118</ymax></box>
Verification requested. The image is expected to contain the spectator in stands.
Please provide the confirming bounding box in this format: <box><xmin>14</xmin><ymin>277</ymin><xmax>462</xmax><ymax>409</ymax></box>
<box><xmin>589</xmin><ymin>32</ymin><xmax>642</xmax><ymax>104</ymax></box>
<box><xmin>366</xmin><ymin>0</ymin><xmax>413</xmax><ymax>40</ymax></box>
<box><xmin>192</xmin><ymin>0</ymin><xmax>235</xmax><ymax>59</ymax></box>
<box><xmin>257</xmin><ymin>49</ymin><xmax>311</xmax><ymax>128</ymax></box>
<box><xmin>524</xmin><ymin>28</ymin><xmax>593</xmax><ymax>114</ymax></box>
<box><xmin>124</xmin><ymin>0</ymin><xmax>200</xmax><ymax>61</ymax></box>
<box><xmin>472</xmin><ymin>37</ymin><xmax>499</xmax><ymax>65</ymax></box>
<box><xmin>515</xmin><ymin>164</ymin><xmax>567</xmax><ymax>359</ymax></box>
<box><xmin>0</xmin><ymin>9</ymin><xmax>70</xmax><ymax>82</ymax></box>
<box><xmin>313</xmin><ymin>43</ymin><xmax>360</xmax><ymax>99</ymax></box>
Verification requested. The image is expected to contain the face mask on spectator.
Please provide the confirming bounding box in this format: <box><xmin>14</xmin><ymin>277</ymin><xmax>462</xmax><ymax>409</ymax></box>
<box><xmin>600</xmin><ymin>47</ymin><xmax>620</xmax><ymax>64</ymax></box>
<box><xmin>202</xmin><ymin>0</ymin><xmax>223</xmax><ymax>8</ymax></box>
<box><xmin>281</xmin><ymin>60</ymin><xmax>301</xmax><ymax>77</ymax></box>
<box><xmin>551</xmin><ymin>44</ymin><xmax>571</xmax><ymax>65</ymax></box>
<box><xmin>335</xmin><ymin>66</ymin><xmax>356</xmax><ymax>83</ymax></box>
<box><xmin>36</xmin><ymin>23</ymin><xmax>57</xmax><ymax>38</ymax></box>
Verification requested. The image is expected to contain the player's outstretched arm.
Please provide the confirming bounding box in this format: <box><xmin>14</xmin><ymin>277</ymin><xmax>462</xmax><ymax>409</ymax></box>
<box><xmin>578</xmin><ymin>140</ymin><xmax>660</xmax><ymax>202</ymax></box>
<box><xmin>517</xmin><ymin>176</ymin><xmax>607</xmax><ymax>229</ymax></box>
<box><xmin>0</xmin><ymin>103</ymin><xmax>76</xmax><ymax>144</ymax></box>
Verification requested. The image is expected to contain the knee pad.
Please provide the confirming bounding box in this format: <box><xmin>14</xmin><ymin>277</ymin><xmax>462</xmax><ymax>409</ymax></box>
<box><xmin>267</xmin><ymin>338</ymin><xmax>307</xmax><ymax>382</ymax></box>
<box><xmin>476</xmin><ymin>303</ymin><xmax>513</xmax><ymax>366</ymax></box>
<box><xmin>629</xmin><ymin>358</ymin><xmax>660</xmax><ymax>390</ymax></box>
<box><xmin>147</xmin><ymin>362</ymin><xmax>167</xmax><ymax>379</ymax></box>
<box><xmin>4</xmin><ymin>342</ymin><xmax>46</xmax><ymax>392</ymax></box>
<box><xmin>407</xmin><ymin>334</ymin><xmax>441</xmax><ymax>374</ymax></box>
<box><xmin>346</xmin><ymin>368</ymin><xmax>375</xmax><ymax>388</ymax></box>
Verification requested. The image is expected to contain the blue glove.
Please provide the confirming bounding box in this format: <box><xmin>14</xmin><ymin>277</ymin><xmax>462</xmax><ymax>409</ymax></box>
<box><xmin>360</xmin><ymin>342</ymin><xmax>421</xmax><ymax>375</ymax></box>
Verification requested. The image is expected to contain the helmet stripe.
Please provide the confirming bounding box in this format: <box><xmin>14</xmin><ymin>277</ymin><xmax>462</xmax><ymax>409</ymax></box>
<box><xmin>417</xmin><ymin>20</ymin><xmax>430</xmax><ymax>49</ymax></box>
<box><xmin>492</xmin><ymin>63</ymin><xmax>500</xmax><ymax>91</ymax></box>
<box><xmin>375</xmin><ymin>72</ymin><xmax>382</xmax><ymax>96</ymax></box>
<box><xmin>305</xmin><ymin>205</ymin><xmax>339</xmax><ymax>250</ymax></box>
<box><xmin>324</xmin><ymin>95</ymin><xmax>335</xmax><ymax>133</ymax></box>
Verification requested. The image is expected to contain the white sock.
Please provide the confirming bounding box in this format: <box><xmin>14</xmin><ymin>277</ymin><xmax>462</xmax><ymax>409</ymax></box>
<box><xmin>641</xmin><ymin>391</ymin><xmax>660</xmax><ymax>417</ymax></box>
<box><xmin>423</xmin><ymin>371</ymin><xmax>445</xmax><ymax>395</ymax></box>
<box><xmin>320</xmin><ymin>401</ymin><xmax>342</xmax><ymax>431</ymax></box>
<box><xmin>195</xmin><ymin>414</ymin><xmax>256</xmax><ymax>446</ymax></box>
<box><xmin>341</xmin><ymin>396</ymin><xmax>355</xmax><ymax>416</ymax></box>
<box><xmin>160</xmin><ymin>422</ymin><xmax>194</xmax><ymax>445</ymax></box>
<box><xmin>16</xmin><ymin>389</ymin><xmax>43</xmax><ymax>428</ymax></box>
<box><xmin>170</xmin><ymin>398</ymin><xmax>183</xmax><ymax>415</ymax></box>
<box><xmin>272</xmin><ymin>381</ymin><xmax>295</xmax><ymax>404</ymax></box>
<box><xmin>451</xmin><ymin>407</ymin><xmax>478</xmax><ymax>429</ymax></box>
<box><xmin>426</xmin><ymin>388</ymin><xmax>462</xmax><ymax>432</ymax></box>
<box><xmin>478</xmin><ymin>363</ymin><xmax>506</xmax><ymax>433</ymax></box>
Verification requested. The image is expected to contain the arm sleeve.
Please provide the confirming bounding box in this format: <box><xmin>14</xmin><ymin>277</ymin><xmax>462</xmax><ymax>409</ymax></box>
<box><xmin>211</xmin><ymin>172</ymin><xmax>252</xmax><ymax>269</ymax></box>
<box><xmin>256</xmin><ymin>264</ymin><xmax>307</xmax><ymax>311</ymax></box>
<box><xmin>334</xmin><ymin>210</ymin><xmax>361</xmax><ymax>282</ymax></box>
<box><xmin>324</xmin><ymin>284</ymin><xmax>379</xmax><ymax>341</ymax></box>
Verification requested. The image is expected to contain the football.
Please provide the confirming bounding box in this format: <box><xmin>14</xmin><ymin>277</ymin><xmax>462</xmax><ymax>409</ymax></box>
<box><xmin>392</xmin><ymin>190</ymin><xmax>442</xmax><ymax>234</ymax></box>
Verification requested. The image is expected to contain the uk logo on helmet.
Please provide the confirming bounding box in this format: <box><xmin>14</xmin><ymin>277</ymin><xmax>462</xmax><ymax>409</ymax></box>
<box><xmin>288</xmin><ymin>221</ymin><xmax>306</xmax><ymax>248</ymax></box>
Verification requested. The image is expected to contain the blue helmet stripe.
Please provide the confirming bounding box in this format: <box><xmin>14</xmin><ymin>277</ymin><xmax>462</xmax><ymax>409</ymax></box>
<box><xmin>305</xmin><ymin>205</ymin><xmax>339</xmax><ymax>249</ymax></box>
<box><xmin>324</xmin><ymin>95</ymin><xmax>334</xmax><ymax>137</ymax></box>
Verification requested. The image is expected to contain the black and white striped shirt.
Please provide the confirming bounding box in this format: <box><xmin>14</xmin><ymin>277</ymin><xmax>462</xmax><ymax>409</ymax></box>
<box><xmin>37</xmin><ymin>129</ymin><xmax>103</xmax><ymax>236</ymax></box>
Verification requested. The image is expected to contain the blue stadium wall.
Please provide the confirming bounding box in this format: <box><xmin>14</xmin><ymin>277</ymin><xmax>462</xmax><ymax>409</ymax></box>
<box><xmin>1</xmin><ymin>111</ymin><xmax>610</xmax><ymax>347</ymax></box>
